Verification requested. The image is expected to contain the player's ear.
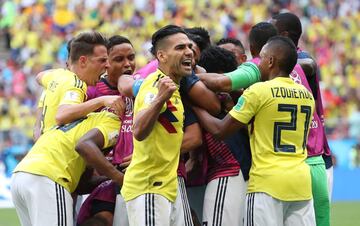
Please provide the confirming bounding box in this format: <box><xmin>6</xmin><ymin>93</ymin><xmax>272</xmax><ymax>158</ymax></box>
<box><xmin>78</xmin><ymin>55</ymin><xmax>87</xmax><ymax>67</ymax></box>
<box><xmin>157</xmin><ymin>49</ymin><xmax>167</xmax><ymax>63</ymax></box>
<box><xmin>268</xmin><ymin>56</ymin><xmax>274</xmax><ymax>68</ymax></box>
<box><xmin>280</xmin><ymin>31</ymin><xmax>289</xmax><ymax>38</ymax></box>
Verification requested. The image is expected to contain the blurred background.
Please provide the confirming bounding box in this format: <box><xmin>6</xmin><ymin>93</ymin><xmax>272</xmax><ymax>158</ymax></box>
<box><xmin>0</xmin><ymin>0</ymin><xmax>359</xmax><ymax>225</ymax></box>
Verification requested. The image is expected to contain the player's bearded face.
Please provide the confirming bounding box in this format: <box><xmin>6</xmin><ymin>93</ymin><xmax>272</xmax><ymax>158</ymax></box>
<box><xmin>166</xmin><ymin>33</ymin><xmax>194</xmax><ymax>77</ymax></box>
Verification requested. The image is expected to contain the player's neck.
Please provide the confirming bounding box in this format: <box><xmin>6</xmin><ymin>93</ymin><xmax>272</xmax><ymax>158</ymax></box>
<box><xmin>158</xmin><ymin>66</ymin><xmax>180</xmax><ymax>84</ymax></box>
<box><xmin>106</xmin><ymin>75</ymin><xmax>118</xmax><ymax>88</ymax></box>
<box><xmin>68</xmin><ymin>64</ymin><xmax>86</xmax><ymax>83</ymax></box>
<box><xmin>273</xmin><ymin>72</ymin><xmax>289</xmax><ymax>79</ymax></box>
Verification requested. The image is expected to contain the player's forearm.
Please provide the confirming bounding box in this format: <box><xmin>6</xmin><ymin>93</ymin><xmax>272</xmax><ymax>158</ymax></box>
<box><xmin>133</xmin><ymin>98</ymin><xmax>165</xmax><ymax>141</ymax></box>
<box><xmin>188</xmin><ymin>81</ymin><xmax>221</xmax><ymax>115</ymax></box>
<box><xmin>181</xmin><ymin>123</ymin><xmax>203</xmax><ymax>154</ymax></box>
<box><xmin>118</xmin><ymin>75</ymin><xmax>135</xmax><ymax>97</ymax></box>
<box><xmin>75</xmin><ymin>141</ymin><xmax>124</xmax><ymax>186</ymax></box>
<box><xmin>55</xmin><ymin>97</ymin><xmax>105</xmax><ymax>125</ymax></box>
<box><xmin>75</xmin><ymin>168</ymin><xmax>108</xmax><ymax>195</ymax></box>
<box><xmin>224</xmin><ymin>62</ymin><xmax>261</xmax><ymax>90</ymax></box>
<box><xmin>192</xmin><ymin>107</ymin><xmax>226</xmax><ymax>139</ymax></box>
<box><xmin>197</xmin><ymin>73</ymin><xmax>232</xmax><ymax>93</ymax></box>
<box><xmin>297</xmin><ymin>58</ymin><xmax>317</xmax><ymax>79</ymax></box>
<box><xmin>33</xmin><ymin>107</ymin><xmax>43</xmax><ymax>141</ymax></box>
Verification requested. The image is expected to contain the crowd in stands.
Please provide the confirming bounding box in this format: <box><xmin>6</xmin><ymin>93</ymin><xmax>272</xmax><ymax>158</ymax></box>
<box><xmin>0</xmin><ymin>0</ymin><xmax>359</xmax><ymax>170</ymax></box>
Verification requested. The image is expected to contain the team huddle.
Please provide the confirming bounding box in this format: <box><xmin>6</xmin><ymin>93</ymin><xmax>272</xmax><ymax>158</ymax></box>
<box><xmin>11</xmin><ymin>12</ymin><xmax>332</xmax><ymax>226</ymax></box>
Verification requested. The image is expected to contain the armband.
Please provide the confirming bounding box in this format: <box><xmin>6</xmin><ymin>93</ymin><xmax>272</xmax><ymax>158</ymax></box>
<box><xmin>224</xmin><ymin>62</ymin><xmax>261</xmax><ymax>90</ymax></box>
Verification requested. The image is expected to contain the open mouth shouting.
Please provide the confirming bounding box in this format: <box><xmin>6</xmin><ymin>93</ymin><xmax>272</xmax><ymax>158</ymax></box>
<box><xmin>182</xmin><ymin>58</ymin><xmax>192</xmax><ymax>71</ymax></box>
<box><xmin>123</xmin><ymin>69</ymin><xmax>133</xmax><ymax>75</ymax></box>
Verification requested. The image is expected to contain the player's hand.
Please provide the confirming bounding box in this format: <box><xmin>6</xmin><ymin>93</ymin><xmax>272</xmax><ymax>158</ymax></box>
<box><xmin>102</xmin><ymin>95</ymin><xmax>121</xmax><ymax>107</ymax></box>
<box><xmin>156</xmin><ymin>76</ymin><xmax>177</xmax><ymax>102</ymax></box>
<box><xmin>119</xmin><ymin>154</ymin><xmax>132</xmax><ymax>172</ymax></box>
<box><xmin>108</xmin><ymin>96</ymin><xmax>126</xmax><ymax>117</ymax></box>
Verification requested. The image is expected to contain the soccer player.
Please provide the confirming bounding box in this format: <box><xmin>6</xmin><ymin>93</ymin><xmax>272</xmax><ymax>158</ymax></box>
<box><xmin>33</xmin><ymin>39</ymin><xmax>73</xmax><ymax>141</ymax></box>
<box><xmin>198</xmin><ymin>46</ymin><xmax>248</xmax><ymax>226</ymax></box>
<box><xmin>132</xmin><ymin>26</ymin><xmax>220</xmax><ymax>116</ymax></box>
<box><xmin>11</xmin><ymin>109</ymin><xmax>125</xmax><ymax>226</ymax></box>
<box><xmin>216</xmin><ymin>37</ymin><xmax>247</xmax><ymax>65</ymax></box>
<box><xmin>121</xmin><ymin>25</ymin><xmax>193</xmax><ymax>226</ymax></box>
<box><xmin>193</xmin><ymin>36</ymin><xmax>316</xmax><ymax>226</ymax></box>
<box><xmin>34</xmin><ymin>31</ymin><xmax>120</xmax><ymax>135</ymax></box>
<box><xmin>271</xmin><ymin>12</ymin><xmax>331</xmax><ymax>226</ymax></box>
<box><xmin>81</xmin><ymin>35</ymin><xmax>136</xmax><ymax>226</ymax></box>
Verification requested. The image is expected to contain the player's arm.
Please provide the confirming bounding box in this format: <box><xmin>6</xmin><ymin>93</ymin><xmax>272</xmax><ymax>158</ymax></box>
<box><xmin>133</xmin><ymin>76</ymin><xmax>176</xmax><ymax>141</ymax></box>
<box><xmin>181</xmin><ymin>123</ymin><xmax>202</xmax><ymax>154</ymax></box>
<box><xmin>197</xmin><ymin>62</ymin><xmax>261</xmax><ymax>93</ymax></box>
<box><xmin>192</xmin><ymin>106</ymin><xmax>246</xmax><ymax>140</ymax></box>
<box><xmin>297</xmin><ymin>58</ymin><xmax>318</xmax><ymax>98</ymax></box>
<box><xmin>187</xmin><ymin>80</ymin><xmax>221</xmax><ymax>116</ymax></box>
<box><xmin>35</xmin><ymin>69</ymin><xmax>57</xmax><ymax>86</ymax></box>
<box><xmin>297</xmin><ymin>58</ymin><xmax>317</xmax><ymax>79</ymax></box>
<box><xmin>33</xmin><ymin>107</ymin><xmax>43</xmax><ymax>141</ymax></box>
<box><xmin>181</xmin><ymin>104</ymin><xmax>203</xmax><ymax>154</ymax></box>
<box><xmin>75</xmin><ymin>167</ymin><xmax>108</xmax><ymax>195</ymax></box>
<box><xmin>33</xmin><ymin>90</ymin><xmax>45</xmax><ymax>141</ymax></box>
<box><xmin>117</xmin><ymin>75</ymin><xmax>143</xmax><ymax>98</ymax></box>
<box><xmin>56</xmin><ymin>95</ymin><xmax>121</xmax><ymax>125</ymax></box>
<box><xmin>75</xmin><ymin>129</ymin><xmax>124</xmax><ymax>186</ymax></box>
<box><xmin>118</xmin><ymin>75</ymin><xmax>136</xmax><ymax>97</ymax></box>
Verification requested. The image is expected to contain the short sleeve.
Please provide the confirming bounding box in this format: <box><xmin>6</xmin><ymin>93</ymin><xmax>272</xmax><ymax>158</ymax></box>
<box><xmin>179</xmin><ymin>71</ymin><xmax>200</xmax><ymax>96</ymax></box>
<box><xmin>229</xmin><ymin>86</ymin><xmax>260</xmax><ymax>124</ymax></box>
<box><xmin>183</xmin><ymin>103</ymin><xmax>198</xmax><ymax>127</ymax></box>
<box><xmin>40</xmin><ymin>70</ymin><xmax>56</xmax><ymax>88</ymax></box>
<box><xmin>135</xmin><ymin>83</ymin><xmax>166</xmax><ymax>113</ymax></box>
<box><xmin>60</xmin><ymin>84</ymin><xmax>87</xmax><ymax>106</ymax></box>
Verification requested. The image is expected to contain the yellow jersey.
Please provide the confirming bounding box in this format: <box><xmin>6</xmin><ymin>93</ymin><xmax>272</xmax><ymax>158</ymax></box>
<box><xmin>121</xmin><ymin>69</ymin><xmax>184</xmax><ymax>202</ymax></box>
<box><xmin>229</xmin><ymin>77</ymin><xmax>315</xmax><ymax>201</ymax></box>
<box><xmin>39</xmin><ymin>68</ymin><xmax>87</xmax><ymax>133</ymax></box>
<box><xmin>14</xmin><ymin>111</ymin><xmax>120</xmax><ymax>193</ymax></box>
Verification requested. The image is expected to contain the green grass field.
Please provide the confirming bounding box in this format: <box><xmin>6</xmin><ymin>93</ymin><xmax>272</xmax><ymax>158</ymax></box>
<box><xmin>0</xmin><ymin>202</ymin><xmax>359</xmax><ymax>226</ymax></box>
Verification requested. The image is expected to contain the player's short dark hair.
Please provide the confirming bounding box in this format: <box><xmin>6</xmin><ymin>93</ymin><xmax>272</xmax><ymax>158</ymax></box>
<box><xmin>70</xmin><ymin>31</ymin><xmax>108</xmax><ymax>63</ymax></box>
<box><xmin>249</xmin><ymin>22</ymin><xmax>278</xmax><ymax>55</ymax></box>
<box><xmin>184</xmin><ymin>27</ymin><xmax>211</xmax><ymax>52</ymax></box>
<box><xmin>107</xmin><ymin>35</ymin><xmax>133</xmax><ymax>51</ymax></box>
<box><xmin>198</xmin><ymin>46</ymin><xmax>238</xmax><ymax>73</ymax></box>
<box><xmin>272</xmin><ymin>13</ymin><xmax>302</xmax><ymax>46</ymax></box>
<box><xmin>216</xmin><ymin>38</ymin><xmax>245</xmax><ymax>54</ymax></box>
<box><xmin>150</xmin><ymin>25</ymin><xmax>187</xmax><ymax>56</ymax></box>
<box><xmin>66</xmin><ymin>38</ymin><xmax>73</xmax><ymax>54</ymax></box>
<box><xmin>267</xmin><ymin>36</ymin><xmax>297</xmax><ymax>74</ymax></box>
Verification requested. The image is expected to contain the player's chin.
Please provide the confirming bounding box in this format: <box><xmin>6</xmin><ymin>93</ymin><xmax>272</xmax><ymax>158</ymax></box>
<box><xmin>181</xmin><ymin>66</ymin><xmax>192</xmax><ymax>76</ymax></box>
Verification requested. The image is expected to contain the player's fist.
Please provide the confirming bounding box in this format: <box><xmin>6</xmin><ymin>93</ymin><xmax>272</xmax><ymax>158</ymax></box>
<box><xmin>157</xmin><ymin>76</ymin><xmax>177</xmax><ymax>102</ymax></box>
<box><xmin>110</xmin><ymin>96</ymin><xmax>126</xmax><ymax>117</ymax></box>
<box><xmin>102</xmin><ymin>95</ymin><xmax>121</xmax><ymax>107</ymax></box>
